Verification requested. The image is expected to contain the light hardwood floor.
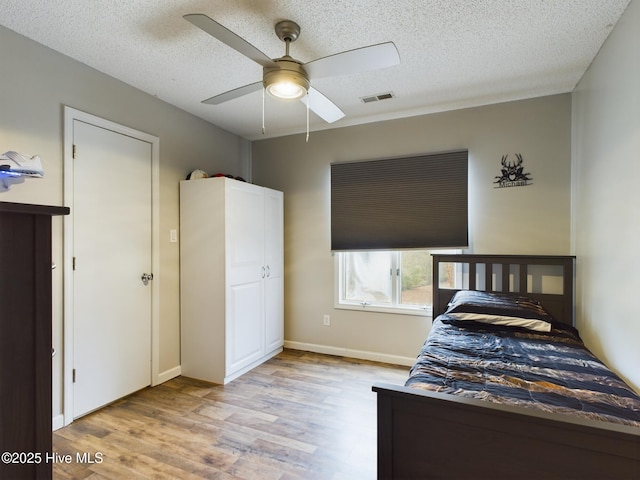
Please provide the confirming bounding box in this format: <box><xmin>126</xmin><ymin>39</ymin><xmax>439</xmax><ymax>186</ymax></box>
<box><xmin>53</xmin><ymin>349</ymin><xmax>409</xmax><ymax>479</ymax></box>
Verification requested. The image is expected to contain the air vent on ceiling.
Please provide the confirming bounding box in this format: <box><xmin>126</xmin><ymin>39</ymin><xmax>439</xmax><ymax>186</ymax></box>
<box><xmin>360</xmin><ymin>92</ymin><xmax>395</xmax><ymax>103</ymax></box>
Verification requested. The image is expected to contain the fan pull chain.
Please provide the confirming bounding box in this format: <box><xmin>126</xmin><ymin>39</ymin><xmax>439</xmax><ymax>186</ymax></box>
<box><xmin>262</xmin><ymin>88</ymin><xmax>266</xmax><ymax>135</ymax></box>
<box><xmin>306</xmin><ymin>91</ymin><xmax>310</xmax><ymax>142</ymax></box>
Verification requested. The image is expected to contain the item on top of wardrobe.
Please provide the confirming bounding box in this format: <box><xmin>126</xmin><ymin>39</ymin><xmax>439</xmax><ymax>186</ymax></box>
<box><xmin>185</xmin><ymin>169</ymin><xmax>208</xmax><ymax>180</ymax></box>
<box><xmin>212</xmin><ymin>172</ymin><xmax>246</xmax><ymax>182</ymax></box>
<box><xmin>185</xmin><ymin>170</ymin><xmax>246</xmax><ymax>182</ymax></box>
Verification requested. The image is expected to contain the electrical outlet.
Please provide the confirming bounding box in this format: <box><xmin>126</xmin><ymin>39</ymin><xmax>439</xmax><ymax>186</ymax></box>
<box><xmin>323</xmin><ymin>314</ymin><xmax>330</xmax><ymax>326</ymax></box>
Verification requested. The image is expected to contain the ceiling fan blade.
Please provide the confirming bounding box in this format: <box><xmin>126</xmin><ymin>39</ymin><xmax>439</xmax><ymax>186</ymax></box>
<box><xmin>304</xmin><ymin>42</ymin><xmax>400</xmax><ymax>79</ymax></box>
<box><xmin>302</xmin><ymin>87</ymin><xmax>345</xmax><ymax>123</ymax></box>
<box><xmin>202</xmin><ymin>81</ymin><xmax>263</xmax><ymax>105</ymax></box>
<box><xmin>184</xmin><ymin>14</ymin><xmax>276</xmax><ymax>68</ymax></box>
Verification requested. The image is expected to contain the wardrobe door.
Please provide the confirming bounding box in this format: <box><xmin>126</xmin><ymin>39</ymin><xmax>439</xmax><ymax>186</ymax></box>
<box><xmin>263</xmin><ymin>188</ymin><xmax>284</xmax><ymax>352</ymax></box>
<box><xmin>225</xmin><ymin>181</ymin><xmax>265</xmax><ymax>374</ymax></box>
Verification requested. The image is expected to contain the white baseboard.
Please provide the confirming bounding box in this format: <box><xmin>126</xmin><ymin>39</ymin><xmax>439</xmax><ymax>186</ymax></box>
<box><xmin>284</xmin><ymin>341</ymin><xmax>415</xmax><ymax>367</ymax></box>
<box><xmin>156</xmin><ymin>365</ymin><xmax>181</xmax><ymax>385</ymax></box>
<box><xmin>52</xmin><ymin>414</ymin><xmax>64</xmax><ymax>431</ymax></box>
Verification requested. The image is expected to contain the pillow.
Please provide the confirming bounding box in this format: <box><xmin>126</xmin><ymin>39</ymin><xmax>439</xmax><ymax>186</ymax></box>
<box><xmin>443</xmin><ymin>290</ymin><xmax>555</xmax><ymax>332</ymax></box>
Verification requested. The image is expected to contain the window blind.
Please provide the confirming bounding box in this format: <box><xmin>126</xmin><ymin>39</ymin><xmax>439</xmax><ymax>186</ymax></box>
<box><xmin>331</xmin><ymin>150</ymin><xmax>468</xmax><ymax>251</ymax></box>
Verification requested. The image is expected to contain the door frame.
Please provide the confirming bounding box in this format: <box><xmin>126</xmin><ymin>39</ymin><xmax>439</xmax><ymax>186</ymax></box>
<box><xmin>62</xmin><ymin>106</ymin><xmax>160</xmax><ymax>426</ymax></box>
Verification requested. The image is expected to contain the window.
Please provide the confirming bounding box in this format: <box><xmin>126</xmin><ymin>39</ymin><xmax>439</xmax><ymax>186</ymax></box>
<box><xmin>336</xmin><ymin>249</ymin><xmax>459</xmax><ymax>315</ymax></box>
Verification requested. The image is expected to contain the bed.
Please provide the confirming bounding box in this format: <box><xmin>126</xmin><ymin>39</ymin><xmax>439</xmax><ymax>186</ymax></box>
<box><xmin>372</xmin><ymin>254</ymin><xmax>640</xmax><ymax>479</ymax></box>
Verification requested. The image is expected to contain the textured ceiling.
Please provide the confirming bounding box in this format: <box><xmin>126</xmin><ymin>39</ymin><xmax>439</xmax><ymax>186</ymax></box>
<box><xmin>0</xmin><ymin>0</ymin><xmax>631</xmax><ymax>140</ymax></box>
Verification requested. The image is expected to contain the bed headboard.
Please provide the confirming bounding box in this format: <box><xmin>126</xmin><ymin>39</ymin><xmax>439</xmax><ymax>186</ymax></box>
<box><xmin>432</xmin><ymin>254</ymin><xmax>576</xmax><ymax>326</ymax></box>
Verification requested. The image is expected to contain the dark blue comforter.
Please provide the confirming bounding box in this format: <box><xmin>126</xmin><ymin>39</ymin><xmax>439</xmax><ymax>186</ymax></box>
<box><xmin>406</xmin><ymin>316</ymin><xmax>640</xmax><ymax>427</ymax></box>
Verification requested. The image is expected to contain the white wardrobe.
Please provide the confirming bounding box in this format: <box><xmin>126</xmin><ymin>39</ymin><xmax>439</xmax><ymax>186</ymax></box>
<box><xmin>180</xmin><ymin>177</ymin><xmax>284</xmax><ymax>384</ymax></box>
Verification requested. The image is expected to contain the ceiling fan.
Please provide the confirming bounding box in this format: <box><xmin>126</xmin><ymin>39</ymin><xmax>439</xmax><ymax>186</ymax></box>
<box><xmin>184</xmin><ymin>14</ymin><xmax>400</xmax><ymax>124</ymax></box>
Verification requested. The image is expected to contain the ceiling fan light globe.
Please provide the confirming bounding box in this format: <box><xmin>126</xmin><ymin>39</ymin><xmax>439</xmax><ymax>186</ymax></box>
<box><xmin>263</xmin><ymin>59</ymin><xmax>310</xmax><ymax>100</ymax></box>
<box><xmin>267</xmin><ymin>81</ymin><xmax>306</xmax><ymax>99</ymax></box>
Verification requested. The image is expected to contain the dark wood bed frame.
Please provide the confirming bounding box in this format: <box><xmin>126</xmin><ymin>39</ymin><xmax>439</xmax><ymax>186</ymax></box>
<box><xmin>373</xmin><ymin>254</ymin><xmax>640</xmax><ymax>479</ymax></box>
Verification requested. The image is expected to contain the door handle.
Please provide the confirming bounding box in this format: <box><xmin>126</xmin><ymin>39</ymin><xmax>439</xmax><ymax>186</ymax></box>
<box><xmin>141</xmin><ymin>273</ymin><xmax>154</xmax><ymax>285</ymax></box>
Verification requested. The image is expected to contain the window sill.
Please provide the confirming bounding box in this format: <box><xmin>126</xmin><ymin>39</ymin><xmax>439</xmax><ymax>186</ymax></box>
<box><xmin>335</xmin><ymin>302</ymin><xmax>432</xmax><ymax>317</ymax></box>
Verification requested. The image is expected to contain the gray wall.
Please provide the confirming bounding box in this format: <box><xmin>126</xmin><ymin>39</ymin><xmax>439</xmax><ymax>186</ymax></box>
<box><xmin>572</xmin><ymin>0</ymin><xmax>640</xmax><ymax>392</ymax></box>
<box><xmin>0</xmin><ymin>25</ymin><xmax>246</xmax><ymax>422</ymax></box>
<box><xmin>252</xmin><ymin>94</ymin><xmax>572</xmax><ymax>364</ymax></box>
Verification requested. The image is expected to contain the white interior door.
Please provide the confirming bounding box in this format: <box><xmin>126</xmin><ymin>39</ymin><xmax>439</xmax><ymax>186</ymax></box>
<box><xmin>72</xmin><ymin>119</ymin><xmax>152</xmax><ymax>418</ymax></box>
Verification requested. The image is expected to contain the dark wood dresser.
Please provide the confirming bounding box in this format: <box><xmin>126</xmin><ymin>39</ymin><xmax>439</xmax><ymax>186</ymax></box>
<box><xmin>0</xmin><ymin>201</ymin><xmax>69</xmax><ymax>479</ymax></box>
